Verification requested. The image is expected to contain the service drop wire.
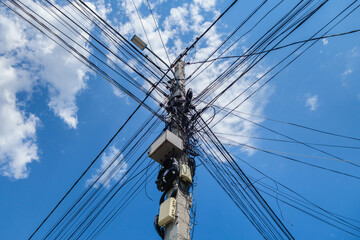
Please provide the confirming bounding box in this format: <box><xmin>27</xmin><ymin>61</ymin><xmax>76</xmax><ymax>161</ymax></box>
<box><xmin>195</xmin><ymin>0</ymin><xmax>327</xmax><ymax>107</ymax></box>
<box><xmin>195</xmin><ymin>140</ymin><xmax>281</xmax><ymax>239</ymax></box>
<box><xmin>44</xmin><ymin>115</ymin><xmax>162</xmax><ymax>239</ymax></box>
<box><xmin>86</xmin><ymin>164</ymin><xmax>158</xmax><ymax>240</ymax></box>
<box><xmin>208</xmin><ymin>103</ymin><xmax>360</xmax><ymax>142</ymax></box>
<box><xmin>186</xmin><ymin>0</ymin><xmax>270</xmax><ymax>81</ymax></box>
<box><xmin>208</xmin><ymin>105</ymin><xmax>360</xmax><ymax>169</ymax></box>
<box><xmin>194</xmin><ymin>117</ymin><xmax>294</xmax><ymax>239</ymax></box>
<box><xmin>20</xmin><ymin>15</ymin><xmax>171</xmax><ymax>236</ymax></box>
<box><xmin>230</xmin><ymin>154</ymin><xmax>360</xmax><ymax>231</ymax></box>
<box><xmin>222</xmin><ymin>140</ymin><xmax>360</xmax><ymax>180</ymax></box>
<box><xmin>193</xmin><ymin>0</ymin><xmax>322</xmax><ymax>103</ymax></box>
<box><xmin>221</xmin><ymin>139</ymin><xmax>359</xmax><ymax>164</ymax></box>
<box><xmin>190</xmin><ymin>28</ymin><xmax>360</xmax><ymax>65</ymax></box>
<box><xmin>208</xmin><ymin>0</ymin><xmax>360</xmax><ymax>130</ymax></box>
<box><xmin>65</xmin><ymin>119</ymin><xmax>163</xmax><ymax>239</ymax></box>
<box><xmin>2</xmin><ymin>0</ymin><xmax>163</xmax><ymax>118</ymax></box>
<box><xmin>68</xmin><ymin>0</ymin><xmax>174</xmax><ymax>84</ymax></box>
<box><xmin>29</xmin><ymin>0</ymin><xmax>169</xmax><ymax>99</ymax></box>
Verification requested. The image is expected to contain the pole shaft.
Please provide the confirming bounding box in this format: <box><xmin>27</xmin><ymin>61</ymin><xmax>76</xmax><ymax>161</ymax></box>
<box><xmin>164</xmin><ymin>60</ymin><xmax>191</xmax><ymax>240</ymax></box>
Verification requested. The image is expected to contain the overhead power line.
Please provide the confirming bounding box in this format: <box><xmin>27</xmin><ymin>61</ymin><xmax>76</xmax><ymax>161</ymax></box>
<box><xmin>188</xmin><ymin>28</ymin><xmax>360</xmax><ymax>65</ymax></box>
<box><xmin>214</xmin><ymin>132</ymin><xmax>360</xmax><ymax>150</ymax></box>
<box><xmin>209</xmin><ymin>105</ymin><xmax>360</xmax><ymax>142</ymax></box>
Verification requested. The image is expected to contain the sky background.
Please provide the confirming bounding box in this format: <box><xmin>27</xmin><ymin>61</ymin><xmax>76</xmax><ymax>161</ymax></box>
<box><xmin>0</xmin><ymin>0</ymin><xmax>360</xmax><ymax>239</ymax></box>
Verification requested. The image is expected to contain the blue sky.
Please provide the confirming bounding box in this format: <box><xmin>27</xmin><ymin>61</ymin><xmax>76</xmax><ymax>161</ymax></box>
<box><xmin>0</xmin><ymin>0</ymin><xmax>359</xmax><ymax>239</ymax></box>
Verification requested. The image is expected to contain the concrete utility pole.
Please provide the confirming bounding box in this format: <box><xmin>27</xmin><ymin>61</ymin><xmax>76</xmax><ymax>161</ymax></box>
<box><xmin>132</xmin><ymin>34</ymin><xmax>193</xmax><ymax>240</ymax></box>
<box><xmin>164</xmin><ymin>60</ymin><xmax>192</xmax><ymax>240</ymax></box>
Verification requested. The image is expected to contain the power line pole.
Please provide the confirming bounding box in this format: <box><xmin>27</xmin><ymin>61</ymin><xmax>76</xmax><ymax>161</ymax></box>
<box><xmin>149</xmin><ymin>60</ymin><xmax>193</xmax><ymax>240</ymax></box>
<box><xmin>164</xmin><ymin>60</ymin><xmax>192</xmax><ymax>240</ymax></box>
<box><xmin>131</xmin><ymin>36</ymin><xmax>193</xmax><ymax>239</ymax></box>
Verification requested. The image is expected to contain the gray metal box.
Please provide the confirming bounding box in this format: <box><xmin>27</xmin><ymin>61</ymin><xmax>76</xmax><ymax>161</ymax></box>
<box><xmin>149</xmin><ymin>130</ymin><xmax>183</xmax><ymax>164</ymax></box>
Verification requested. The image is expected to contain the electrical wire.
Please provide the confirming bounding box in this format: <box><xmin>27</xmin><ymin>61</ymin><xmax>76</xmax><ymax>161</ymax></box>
<box><xmin>145</xmin><ymin>0</ymin><xmax>172</xmax><ymax>66</ymax></box>
<box><xmin>189</xmin><ymin>28</ymin><xmax>360</xmax><ymax>65</ymax></box>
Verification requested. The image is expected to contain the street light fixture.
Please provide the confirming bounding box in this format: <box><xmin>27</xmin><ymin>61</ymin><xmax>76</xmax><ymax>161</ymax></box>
<box><xmin>131</xmin><ymin>35</ymin><xmax>147</xmax><ymax>51</ymax></box>
<box><xmin>131</xmin><ymin>35</ymin><xmax>174</xmax><ymax>77</ymax></box>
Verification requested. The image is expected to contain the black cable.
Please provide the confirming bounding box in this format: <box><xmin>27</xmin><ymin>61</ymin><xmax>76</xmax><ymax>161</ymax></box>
<box><xmin>196</xmin><ymin>0</ymin><xmax>327</xmax><ymax>108</ymax></box>
<box><xmin>196</xmin><ymin>116</ymin><xmax>295</xmax><ymax>239</ymax></box>
<box><xmin>15</xmin><ymin>2</ymin><xmax>170</xmax><ymax>231</ymax></box>
<box><xmin>207</xmin><ymin>1</ymin><xmax>360</xmax><ymax>131</ymax></box>
<box><xmin>171</xmin><ymin>0</ymin><xmax>239</xmax><ymax>67</ymax></box>
<box><xmin>214</xmin><ymin>132</ymin><xmax>360</xmax><ymax>150</ymax></box>
<box><xmin>193</xmin><ymin>0</ymin><xmax>319</xmax><ymax>104</ymax></box>
<box><xmin>189</xmin><ymin>28</ymin><xmax>360</xmax><ymax>64</ymax></box>
<box><xmin>145</xmin><ymin>0</ymin><xmax>172</xmax><ymax>66</ymax></box>
<box><xmin>3</xmin><ymin>0</ymin><xmax>163</xmax><ymax>118</ymax></box>
<box><xmin>186</xmin><ymin>0</ymin><xmax>269</xmax><ymax>81</ymax></box>
<box><xmin>215</xmin><ymin>110</ymin><xmax>360</xmax><ymax>169</ymax></box>
<box><xmin>131</xmin><ymin>0</ymin><xmax>159</xmax><ymax>66</ymax></box>
<box><xmin>224</xmin><ymin>141</ymin><xmax>360</xmax><ymax>180</ymax></box>
<box><xmin>46</xmin><ymin>116</ymin><xmax>162</xmax><ymax>239</ymax></box>
<box><xmin>235</xmin><ymin>154</ymin><xmax>360</xmax><ymax>226</ymax></box>
<box><xmin>209</xmin><ymin>105</ymin><xmax>360</xmax><ymax>142</ymax></box>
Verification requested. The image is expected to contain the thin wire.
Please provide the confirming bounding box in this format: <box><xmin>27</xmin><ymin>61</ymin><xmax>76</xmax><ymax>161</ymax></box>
<box><xmin>145</xmin><ymin>0</ymin><xmax>172</xmax><ymax>66</ymax></box>
<box><xmin>222</xmin><ymin>141</ymin><xmax>360</xmax><ymax>164</ymax></box>
<box><xmin>189</xmin><ymin>28</ymin><xmax>360</xmax><ymax>64</ymax></box>
<box><xmin>171</xmin><ymin>0</ymin><xmax>239</xmax><ymax>66</ymax></box>
<box><xmin>209</xmin><ymin>105</ymin><xmax>360</xmax><ymax>142</ymax></box>
<box><xmin>130</xmin><ymin>0</ymin><xmax>159</xmax><ymax>66</ymax></box>
<box><xmin>214</xmin><ymin>132</ymin><xmax>360</xmax><ymax>150</ymax></box>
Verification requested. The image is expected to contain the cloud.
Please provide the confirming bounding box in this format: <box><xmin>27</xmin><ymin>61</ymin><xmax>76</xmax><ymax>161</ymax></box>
<box><xmin>0</xmin><ymin>56</ymin><xmax>39</xmax><ymax>179</ymax></box>
<box><xmin>321</xmin><ymin>38</ymin><xmax>328</xmax><ymax>46</ymax></box>
<box><xmin>0</xmin><ymin>1</ymin><xmax>108</xmax><ymax>179</ymax></box>
<box><xmin>194</xmin><ymin>0</ymin><xmax>216</xmax><ymax>11</ymax></box>
<box><xmin>305</xmin><ymin>94</ymin><xmax>319</xmax><ymax>111</ymax></box>
<box><xmin>342</xmin><ymin>68</ymin><xmax>353</xmax><ymax>76</ymax></box>
<box><xmin>0</xmin><ymin>0</ymin><xmax>273</xmax><ymax>179</ymax></box>
<box><xmin>114</xmin><ymin>0</ymin><xmax>272</xmax><ymax>155</ymax></box>
<box><xmin>86</xmin><ymin>146</ymin><xmax>128</xmax><ymax>189</ymax></box>
<box><xmin>350</xmin><ymin>46</ymin><xmax>359</xmax><ymax>57</ymax></box>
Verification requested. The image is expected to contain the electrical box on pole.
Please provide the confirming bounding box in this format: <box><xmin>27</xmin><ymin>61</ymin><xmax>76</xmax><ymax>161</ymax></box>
<box><xmin>149</xmin><ymin>130</ymin><xmax>184</xmax><ymax>164</ymax></box>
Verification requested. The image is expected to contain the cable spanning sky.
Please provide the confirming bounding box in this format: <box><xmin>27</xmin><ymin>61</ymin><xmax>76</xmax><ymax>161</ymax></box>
<box><xmin>0</xmin><ymin>0</ymin><xmax>359</xmax><ymax>239</ymax></box>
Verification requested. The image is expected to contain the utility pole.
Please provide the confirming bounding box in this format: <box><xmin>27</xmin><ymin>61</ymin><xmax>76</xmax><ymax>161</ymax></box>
<box><xmin>163</xmin><ymin>60</ymin><xmax>192</xmax><ymax>240</ymax></box>
<box><xmin>149</xmin><ymin>59</ymin><xmax>194</xmax><ymax>240</ymax></box>
<box><xmin>134</xmin><ymin>32</ymin><xmax>194</xmax><ymax>239</ymax></box>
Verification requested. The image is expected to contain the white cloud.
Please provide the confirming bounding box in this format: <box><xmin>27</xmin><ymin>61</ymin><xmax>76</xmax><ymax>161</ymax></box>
<box><xmin>114</xmin><ymin>0</ymin><xmax>272</xmax><ymax>155</ymax></box>
<box><xmin>321</xmin><ymin>38</ymin><xmax>328</xmax><ymax>46</ymax></box>
<box><xmin>86</xmin><ymin>146</ymin><xmax>128</xmax><ymax>188</ymax></box>
<box><xmin>0</xmin><ymin>1</ymin><xmax>108</xmax><ymax>179</ymax></box>
<box><xmin>305</xmin><ymin>94</ymin><xmax>319</xmax><ymax>111</ymax></box>
<box><xmin>342</xmin><ymin>68</ymin><xmax>353</xmax><ymax>76</ymax></box>
<box><xmin>0</xmin><ymin>0</ymin><xmax>272</xmax><ymax>179</ymax></box>
<box><xmin>194</xmin><ymin>0</ymin><xmax>216</xmax><ymax>11</ymax></box>
<box><xmin>0</xmin><ymin>57</ymin><xmax>39</xmax><ymax>179</ymax></box>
